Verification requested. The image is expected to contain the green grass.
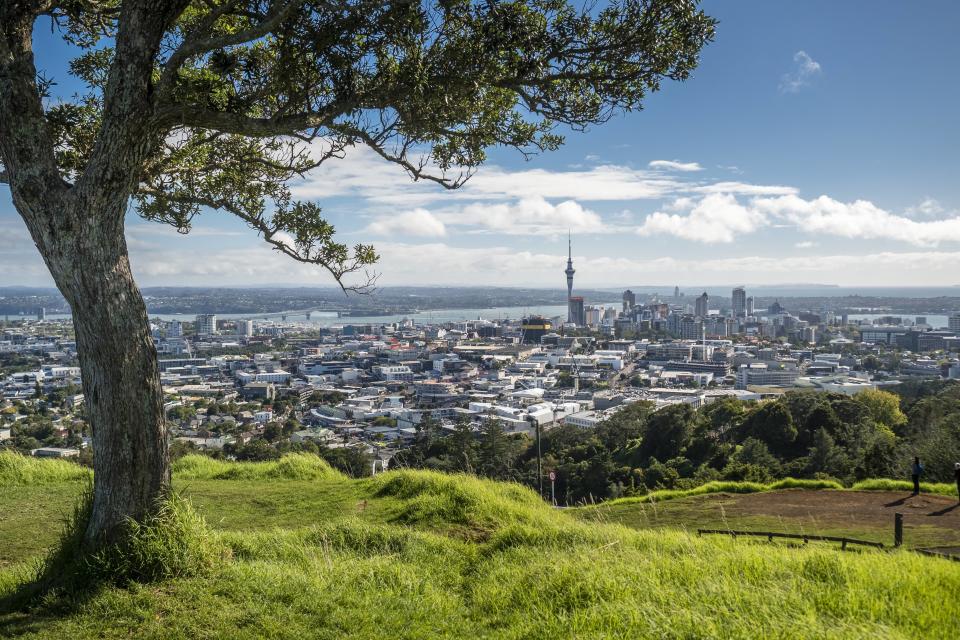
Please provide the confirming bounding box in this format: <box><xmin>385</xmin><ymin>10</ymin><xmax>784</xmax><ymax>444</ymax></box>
<box><xmin>2</xmin><ymin>453</ymin><xmax>960</xmax><ymax>638</ymax></box>
<box><xmin>172</xmin><ymin>453</ymin><xmax>345</xmax><ymax>481</ymax></box>
<box><xmin>605</xmin><ymin>478</ymin><xmax>845</xmax><ymax>506</ymax></box>
<box><xmin>853</xmin><ymin>478</ymin><xmax>958</xmax><ymax>497</ymax></box>
<box><xmin>0</xmin><ymin>452</ymin><xmax>91</xmax><ymax>486</ymax></box>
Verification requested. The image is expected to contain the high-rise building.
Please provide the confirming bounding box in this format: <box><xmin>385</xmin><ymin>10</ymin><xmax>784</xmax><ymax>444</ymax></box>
<box><xmin>520</xmin><ymin>316</ymin><xmax>552</xmax><ymax>344</ymax></box>
<box><xmin>674</xmin><ymin>285</ymin><xmax>680</xmax><ymax>299</ymax></box>
<box><xmin>195</xmin><ymin>314</ymin><xmax>218</xmax><ymax>336</ymax></box>
<box><xmin>695</xmin><ymin>292</ymin><xmax>709</xmax><ymax>318</ymax></box>
<box><xmin>237</xmin><ymin>320</ymin><xmax>254</xmax><ymax>337</ymax></box>
<box><xmin>36</xmin><ymin>307</ymin><xmax>46</xmax><ymax>321</ymax></box>
<box><xmin>732</xmin><ymin>287</ymin><xmax>746</xmax><ymax>318</ymax></box>
<box><xmin>949</xmin><ymin>315</ymin><xmax>960</xmax><ymax>333</ymax></box>
<box><xmin>169</xmin><ymin>320</ymin><xmax>183</xmax><ymax>338</ymax></box>
<box><xmin>746</xmin><ymin>296</ymin><xmax>755</xmax><ymax>317</ymax></box>
<box><xmin>622</xmin><ymin>289</ymin><xmax>636</xmax><ymax>313</ymax></box>
<box><xmin>565</xmin><ymin>232</ymin><xmax>576</xmax><ymax>324</ymax></box>
<box><xmin>568</xmin><ymin>296</ymin><xmax>585</xmax><ymax>327</ymax></box>
<box><xmin>585</xmin><ymin>306</ymin><xmax>603</xmax><ymax>326</ymax></box>
<box><xmin>678</xmin><ymin>315</ymin><xmax>703</xmax><ymax>340</ymax></box>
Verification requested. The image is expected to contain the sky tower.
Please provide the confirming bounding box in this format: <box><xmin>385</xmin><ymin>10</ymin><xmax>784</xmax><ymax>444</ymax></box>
<box><xmin>565</xmin><ymin>231</ymin><xmax>576</xmax><ymax>323</ymax></box>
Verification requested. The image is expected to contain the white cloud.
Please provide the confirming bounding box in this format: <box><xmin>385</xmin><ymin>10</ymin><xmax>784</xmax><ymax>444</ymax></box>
<box><xmin>436</xmin><ymin>197</ymin><xmax>608</xmax><ymax>235</ymax></box>
<box><xmin>292</xmin><ymin>153</ymin><xmax>685</xmax><ymax>206</ymax></box>
<box><xmin>794</xmin><ymin>240</ymin><xmax>818</xmax><ymax>249</ymax></box>
<box><xmin>752</xmin><ymin>194</ymin><xmax>960</xmax><ymax>246</ymax></box>
<box><xmin>369</xmin><ymin>242</ymin><xmax>960</xmax><ymax>287</ymax></box>
<box><xmin>905</xmin><ymin>197</ymin><xmax>945</xmax><ymax>218</ymax></box>
<box><xmin>366</xmin><ymin>208</ymin><xmax>447</xmax><ymax>237</ymax></box>
<box><xmin>286</xmin><ymin>142</ymin><xmax>799</xmax><ymax>214</ymax></box>
<box><xmin>632</xmin><ymin>192</ymin><xmax>960</xmax><ymax>247</ymax></box>
<box><xmin>648</xmin><ymin>160</ymin><xmax>702</xmax><ymax>172</ymax></box>
<box><xmin>779</xmin><ymin>51</ymin><xmax>821</xmax><ymax>93</ymax></box>
<box><xmin>636</xmin><ymin>193</ymin><xmax>767</xmax><ymax>243</ymax></box>
<box><xmin>692</xmin><ymin>181</ymin><xmax>797</xmax><ymax>197</ymax></box>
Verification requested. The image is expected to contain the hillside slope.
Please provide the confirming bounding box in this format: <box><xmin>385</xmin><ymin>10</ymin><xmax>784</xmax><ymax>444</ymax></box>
<box><xmin>1</xmin><ymin>453</ymin><xmax>959</xmax><ymax>639</ymax></box>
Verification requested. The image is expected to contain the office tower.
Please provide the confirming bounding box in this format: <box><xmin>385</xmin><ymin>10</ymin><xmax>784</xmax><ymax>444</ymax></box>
<box><xmin>568</xmin><ymin>296</ymin><xmax>585</xmax><ymax>326</ymax></box>
<box><xmin>746</xmin><ymin>296</ymin><xmax>755</xmax><ymax>317</ymax></box>
<box><xmin>732</xmin><ymin>287</ymin><xmax>746</xmax><ymax>318</ymax></box>
<box><xmin>237</xmin><ymin>320</ymin><xmax>254</xmax><ymax>337</ymax></box>
<box><xmin>169</xmin><ymin>320</ymin><xmax>183</xmax><ymax>337</ymax></box>
<box><xmin>695</xmin><ymin>292</ymin><xmax>709</xmax><ymax>318</ymax></box>
<box><xmin>622</xmin><ymin>289</ymin><xmax>636</xmax><ymax>312</ymax></box>
<box><xmin>195</xmin><ymin>314</ymin><xmax>218</xmax><ymax>336</ymax></box>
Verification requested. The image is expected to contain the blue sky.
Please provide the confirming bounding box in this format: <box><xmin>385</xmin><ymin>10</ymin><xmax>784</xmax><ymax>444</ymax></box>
<box><xmin>3</xmin><ymin>0</ymin><xmax>960</xmax><ymax>289</ymax></box>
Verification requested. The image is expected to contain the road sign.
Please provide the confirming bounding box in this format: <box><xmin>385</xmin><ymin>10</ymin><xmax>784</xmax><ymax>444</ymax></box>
<box><xmin>549</xmin><ymin>471</ymin><xmax>556</xmax><ymax>481</ymax></box>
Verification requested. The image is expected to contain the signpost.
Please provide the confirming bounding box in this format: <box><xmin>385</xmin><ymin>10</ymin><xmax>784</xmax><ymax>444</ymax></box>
<box><xmin>549</xmin><ymin>471</ymin><xmax>556</xmax><ymax>506</ymax></box>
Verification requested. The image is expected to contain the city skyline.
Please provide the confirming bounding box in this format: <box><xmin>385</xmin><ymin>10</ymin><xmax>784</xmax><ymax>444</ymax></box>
<box><xmin>2</xmin><ymin>1</ymin><xmax>960</xmax><ymax>288</ymax></box>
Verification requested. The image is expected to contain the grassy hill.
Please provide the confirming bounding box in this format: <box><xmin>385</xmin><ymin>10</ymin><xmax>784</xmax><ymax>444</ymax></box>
<box><xmin>1</xmin><ymin>452</ymin><xmax>959</xmax><ymax>638</ymax></box>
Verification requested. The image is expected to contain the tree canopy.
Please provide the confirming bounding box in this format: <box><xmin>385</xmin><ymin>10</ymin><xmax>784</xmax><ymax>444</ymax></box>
<box><xmin>1</xmin><ymin>0</ymin><xmax>715</xmax><ymax>288</ymax></box>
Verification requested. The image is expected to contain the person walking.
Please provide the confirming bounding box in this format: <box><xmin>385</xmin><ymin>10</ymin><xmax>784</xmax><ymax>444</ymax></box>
<box><xmin>954</xmin><ymin>462</ymin><xmax>960</xmax><ymax>503</ymax></box>
<box><xmin>911</xmin><ymin>456</ymin><xmax>924</xmax><ymax>495</ymax></box>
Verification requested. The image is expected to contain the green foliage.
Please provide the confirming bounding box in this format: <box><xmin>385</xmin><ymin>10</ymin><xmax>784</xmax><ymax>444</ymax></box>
<box><xmin>393</xmin><ymin>384</ymin><xmax>960</xmax><ymax>501</ymax></box>
<box><xmin>0</xmin><ymin>452</ymin><xmax>91</xmax><ymax>487</ymax></box>
<box><xmin>855</xmin><ymin>389</ymin><xmax>908</xmax><ymax>429</ymax></box>
<box><xmin>18</xmin><ymin>0</ymin><xmax>716</xmax><ymax>287</ymax></box>
<box><xmin>738</xmin><ymin>400</ymin><xmax>798</xmax><ymax>456</ymax></box>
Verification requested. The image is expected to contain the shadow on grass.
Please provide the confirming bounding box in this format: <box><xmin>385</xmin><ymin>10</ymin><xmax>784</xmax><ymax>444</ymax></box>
<box><xmin>0</xmin><ymin>488</ymin><xmax>222</xmax><ymax>637</ymax></box>
<box><xmin>0</xmin><ymin>575</ymin><xmax>110</xmax><ymax>638</ymax></box>
<box><xmin>884</xmin><ymin>494</ymin><xmax>915</xmax><ymax>507</ymax></box>
<box><xmin>927</xmin><ymin>503</ymin><xmax>960</xmax><ymax>517</ymax></box>
<box><xmin>0</xmin><ymin>486</ymin><xmax>105</xmax><ymax>637</ymax></box>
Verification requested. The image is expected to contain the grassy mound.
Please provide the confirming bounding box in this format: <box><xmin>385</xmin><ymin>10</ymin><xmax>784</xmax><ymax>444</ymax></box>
<box><xmin>852</xmin><ymin>478</ymin><xmax>957</xmax><ymax>497</ymax></box>
<box><xmin>369</xmin><ymin>469</ymin><xmax>565</xmax><ymax>534</ymax></box>
<box><xmin>0</xmin><ymin>452</ymin><xmax>91</xmax><ymax>487</ymax></box>
<box><xmin>603</xmin><ymin>478</ymin><xmax>844</xmax><ymax>507</ymax></box>
<box><xmin>2</xmin><ymin>456</ymin><xmax>959</xmax><ymax>637</ymax></box>
<box><xmin>172</xmin><ymin>453</ymin><xmax>344</xmax><ymax>481</ymax></box>
<box><xmin>3</xmin><ymin>512</ymin><xmax>958</xmax><ymax>638</ymax></box>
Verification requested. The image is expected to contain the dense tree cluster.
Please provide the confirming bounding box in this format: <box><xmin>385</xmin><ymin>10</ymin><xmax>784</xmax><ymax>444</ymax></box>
<box><xmin>391</xmin><ymin>384</ymin><xmax>960</xmax><ymax>505</ymax></box>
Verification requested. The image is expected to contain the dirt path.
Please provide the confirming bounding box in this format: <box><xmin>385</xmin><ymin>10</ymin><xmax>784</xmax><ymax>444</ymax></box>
<box><xmin>589</xmin><ymin>489</ymin><xmax>960</xmax><ymax>550</ymax></box>
<box><xmin>730</xmin><ymin>490</ymin><xmax>960</xmax><ymax>530</ymax></box>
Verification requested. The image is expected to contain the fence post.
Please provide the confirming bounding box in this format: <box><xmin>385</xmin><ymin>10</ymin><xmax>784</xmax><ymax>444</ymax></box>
<box><xmin>894</xmin><ymin>513</ymin><xmax>903</xmax><ymax>548</ymax></box>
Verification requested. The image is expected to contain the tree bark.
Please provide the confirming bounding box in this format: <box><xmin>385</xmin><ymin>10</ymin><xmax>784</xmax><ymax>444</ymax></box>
<box><xmin>69</xmin><ymin>241</ymin><xmax>170</xmax><ymax>546</ymax></box>
<box><xmin>1</xmin><ymin>1</ymin><xmax>180</xmax><ymax>548</ymax></box>
<box><xmin>33</xmin><ymin>202</ymin><xmax>170</xmax><ymax>546</ymax></box>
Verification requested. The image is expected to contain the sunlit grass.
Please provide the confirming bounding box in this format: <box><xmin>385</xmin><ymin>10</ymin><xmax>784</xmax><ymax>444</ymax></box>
<box><xmin>0</xmin><ymin>451</ymin><xmax>91</xmax><ymax>486</ymax></box>
<box><xmin>1</xmin><ymin>454</ymin><xmax>959</xmax><ymax>638</ymax></box>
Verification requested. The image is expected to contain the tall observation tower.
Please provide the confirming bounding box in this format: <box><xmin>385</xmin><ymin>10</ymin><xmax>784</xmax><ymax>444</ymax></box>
<box><xmin>565</xmin><ymin>232</ymin><xmax>576</xmax><ymax>323</ymax></box>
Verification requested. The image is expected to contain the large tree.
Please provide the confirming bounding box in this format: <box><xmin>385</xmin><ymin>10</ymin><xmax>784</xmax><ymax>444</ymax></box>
<box><xmin>0</xmin><ymin>0</ymin><xmax>714</xmax><ymax>544</ymax></box>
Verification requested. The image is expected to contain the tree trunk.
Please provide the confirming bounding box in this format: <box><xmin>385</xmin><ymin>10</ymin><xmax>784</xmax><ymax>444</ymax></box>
<box><xmin>42</xmin><ymin>206</ymin><xmax>170</xmax><ymax>546</ymax></box>
<box><xmin>1</xmin><ymin>0</ymin><xmax>178</xmax><ymax>549</ymax></box>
